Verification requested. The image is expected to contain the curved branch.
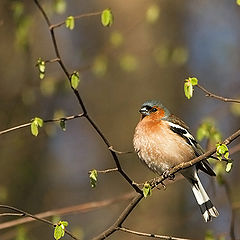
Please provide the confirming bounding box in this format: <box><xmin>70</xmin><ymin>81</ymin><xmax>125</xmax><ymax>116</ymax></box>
<box><xmin>50</xmin><ymin>11</ymin><xmax>102</xmax><ymax>29</ymax></box>
<box><xmin>196</xmin><ymin>84</ymin><xmax>240</xmax><ymax>103</ymax></box>
<box><xmin>0</xmin><ymin>113</ymin><xmax>84</xmax><ymax>136</ymax></box>
<box><xmin>33</xmin><ymin>0</ymin><xmax>141</xmax><ymax>193</ymax></box>
<box><xmin>92</xmin><ymin>194</ymin><xmax>143</xmax><ymax>240</ymax></box>
<box><xmin>93</xmin><ymin>127</ymin><xmax>240</xmax><ymax>240</ymax></box>
<box><xmin>0</xmin><ymin>192</ymin><xmax>134</xmax><ymax>231</ymax></box>
<box><xmin>0</xmin><ymin>205</ymin><xmax>79</xmax><ymax>240</ymax></box>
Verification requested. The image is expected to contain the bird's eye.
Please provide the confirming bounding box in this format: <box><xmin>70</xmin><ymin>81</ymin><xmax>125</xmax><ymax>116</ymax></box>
<box><xmin>151</xmin><ymin>107</ymin><xmax>158</xmax><ymax>112</ymax></box>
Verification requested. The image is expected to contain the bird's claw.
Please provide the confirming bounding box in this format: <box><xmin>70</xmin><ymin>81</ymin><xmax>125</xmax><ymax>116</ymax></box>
<box><xmin>162</xmin><ymin>170</ymin><xmax>175</xmax><ymax>180</ymax></box>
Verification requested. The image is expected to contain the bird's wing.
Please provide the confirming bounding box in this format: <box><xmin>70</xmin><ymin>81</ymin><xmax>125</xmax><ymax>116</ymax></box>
<box><xmin>166</xmin><ymin>114</ymin><xmax>216</xmax><ymax>176</ymax></box>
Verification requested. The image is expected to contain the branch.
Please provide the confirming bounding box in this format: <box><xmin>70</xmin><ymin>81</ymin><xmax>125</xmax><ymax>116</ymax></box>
<box><xmin>92</xmin><ymin>193</ymin><xmax>143</xmax><ymax>240</ymax></box>
<box><xmin>33</xmin><ymin>0</ymin><xmax>141</xmax><ymax>193</ymax></box>
<box><xmin>0</xmin><ymin>113</ymin><xmax>84</xmax><ymax>136</ymax></box>
<box><xmin>93</xmin><ymin>127</ymin><xmax>240</xmax><ymax>240</ymax></box>
<box><xmin>0</xmin><ymin>205</ymin><xmax>79</xmax><ymax>240</ymax></box>
<box><xmin>0</xmin><ymin>192</ymin><xmax>134</xmax><ymax>231</ymax></box>
<box><xmin>196</xmin><ymin>84</ymin><xmax>240</xmax><ymax>103</ymax></box>
<box><xmin>94</xmin><ymin>168</ymin><xmax>118</xmax><ymax>174</ymax></box>
<box><xmin>118</xmin><ymin>227</ymin><xmax>192</xmax><ymax>240</ymax></box>
<box><xmin>50</xmin><ymin>11</ymin><xmax>102</xmax><ymax>29</ymax></box>
<box><xmin>108</xmin><ymin>146</ymin><xmax>133</xmax><ymax>154</ymax></box>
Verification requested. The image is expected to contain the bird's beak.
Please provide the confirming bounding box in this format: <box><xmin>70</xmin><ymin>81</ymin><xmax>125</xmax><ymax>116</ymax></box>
<box><xmin>139</xmin><ymin>107</ymin><xmax>149</xmax><ymax>118</ymax></box>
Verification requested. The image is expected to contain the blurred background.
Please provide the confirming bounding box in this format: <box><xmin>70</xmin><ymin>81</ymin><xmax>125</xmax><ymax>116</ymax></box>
<box><xmin>0</xmin><ymin>0</ymin><xmax>240</xmax><ymax>239</ymax></box>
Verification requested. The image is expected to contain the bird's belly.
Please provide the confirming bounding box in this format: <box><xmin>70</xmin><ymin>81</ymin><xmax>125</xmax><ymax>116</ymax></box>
<box><xmin>134</xmin><ymin>127</ymin><xmax>195</xmax><ymax>175</ymax></box>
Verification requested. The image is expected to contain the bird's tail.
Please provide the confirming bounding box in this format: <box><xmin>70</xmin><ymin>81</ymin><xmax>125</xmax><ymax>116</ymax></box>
<box><xmin>190</xmin><ymin>173</ymin><xmax>219</xmax><ymax>222</ymax></box>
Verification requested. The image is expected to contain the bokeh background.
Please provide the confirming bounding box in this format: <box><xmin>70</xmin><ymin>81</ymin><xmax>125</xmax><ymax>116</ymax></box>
<box><xmin>0</xmin><ymin>0</ymin><xmax>240</xmax><ymax>239</ymax></box>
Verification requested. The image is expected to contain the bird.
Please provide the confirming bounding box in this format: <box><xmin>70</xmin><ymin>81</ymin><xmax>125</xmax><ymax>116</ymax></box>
<box><xmin>133</xmin><ymin>100</ymin><xmax>219</xmax><ymax>222</ymax></box>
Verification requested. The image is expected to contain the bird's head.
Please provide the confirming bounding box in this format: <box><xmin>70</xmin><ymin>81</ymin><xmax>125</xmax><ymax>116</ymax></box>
<box><xmin>139</xmin><ymin>100</ymin><xmax>170</xmax><ymax>120</ymax></box>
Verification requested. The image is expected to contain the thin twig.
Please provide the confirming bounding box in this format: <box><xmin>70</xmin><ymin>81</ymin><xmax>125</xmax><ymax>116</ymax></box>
<box><xmin>0</xmin><ymin>113</ymin><xmax>84</xmax><ymax>136</ymax></box>
<box><xmin>45</xmin><ymin>58</ymin><xmax>60</xmax><ymax>63</ymax></box>
<box><xmin>34</xmin><ymin>0</ymin><xmax>140</xmax><ymax>193</ymax></box>
<box><xmin>0</xmin><ymin>192</ymin><xmax>135</xmax><ymax>231</ymax></box>
<box><xmin>50</xmin><ymin>11</ymin><xmax>102</xmax><ymax>29</ymax></box>
<box><xmin>95</xmin><ymin>168</ymin><xmax>118</xmax><ymax>174</ymax></box>
<box><xmin>0</xmin><ymin>213</ymin><xmax>24</xmax><ymax>217</ymax></box>
<box><xmin>108</xmin><ymin>146</ymin><xmax>133</xmax><ymax>154</ymax></box>
<box><xmin>92</xmin><ymin>193</ymin><xmax>143</xmax><ymax>240</ymax></box>
<box><xmin>118</xmin><ymin>227</ymin><xmax>192</xmax><ymax>240</ymax></box>
<box><xmin>196</xmin><ymin>84</ymin><xmax>240</xmax><ymax>103</ymax></box>
<box><xmin>92</xmin><ymin>127</ymin><xmax>240</xmax><ymax>240</ymax></box>
<box><xmin>0</xmin><ymin>205</ymin><xmax>79</xmax><ymax>240</ymax></box>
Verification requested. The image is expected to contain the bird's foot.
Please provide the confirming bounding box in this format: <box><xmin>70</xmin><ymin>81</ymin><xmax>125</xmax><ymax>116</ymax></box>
<box><xmin>162</xmin><ymin>170</ymin><xmax>175</xmax><ymax>180</ymax></box>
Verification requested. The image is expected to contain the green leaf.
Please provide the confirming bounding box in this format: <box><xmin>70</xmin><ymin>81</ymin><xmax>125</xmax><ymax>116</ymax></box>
<box><xmin>54</xmin><ymin>221</ymin><xmax>68</xmax><ymax>240</ymax></box>
<box><xmin>189</xmin><ymin>77</ymin><xmax>198</xmax><ymax>85</ymax></box>
<box><xmin>61</xmin><ymin>221</ymin><xmax>68</xmax><ymax>227</ymax></box>
<box><xmin>71</xmin><ymin>71</ymin><xmax>80</xmax><ymax>89</ymax></box>
<box><xmin>89</xmin><ymin>169</ymin><xmax>98</xmax><ymax>188</ymax></box>
<box><xmin>184</xmin><ymin>80</ymin><xmax>193</xmax><ymax>99</ymax></box>
<box><xmin>60</xmin><ymin>120</ymin><xmax>66</xmax><ymax>131</ymax></box>
<box><xmin>184</xmin><ymin>77</ymin><xmax>198</xmax><ymax>99</ymax></box>
<box><xmin>65</xmin><ymin>16</ymin><xmax>75</xmax><ymax>30</ymax></box>
<box><xmin>225</xmin><ymin>159</ymin><xmax>233</xmax><ymax>173</ymax></box>
<box><xmin>36</xmin><ymin>58</ymin><xmax>46</xmax><ymax>79</ymax></box>
<box><xmin>31</xmin><ymin>117</ymin><xmax>44</xmax><ymax>137</ymax></box>
<box><xmin>142</xmin><ymin>182</ymin><xmax>152</xmax><ymax>198</ymax></box>
<box><xmin>31</xmin><ymin>121</ymin><xmax>39</xmax><ymax>136</ymax></box>
<box><xmin>35</xmin><ymin>117</ymin><xmax>43</xmax><ymax>127</ymax></box>
<box><xmin>216</xmin><ymin>143</ymin><xmax>229</xmax><ymax>161</ymax></box>
<box><xmin>237</xmin><ymin>0</ymin><xmax>240</xmax><ymax>6</ymax></box>
<box><xmin>101</xmin><ymin>9</ymin><xmax>113</xmax><ymax>27</ymax></box>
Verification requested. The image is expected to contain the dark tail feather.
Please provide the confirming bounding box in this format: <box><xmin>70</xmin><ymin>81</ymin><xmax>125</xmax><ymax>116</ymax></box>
<box><xmin>191</xmin><ymin>174</ymin><xmax>219</xmax><ymax>222</ymax></box>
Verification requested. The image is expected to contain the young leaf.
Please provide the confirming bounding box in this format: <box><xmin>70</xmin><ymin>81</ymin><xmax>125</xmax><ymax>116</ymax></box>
<box><xmin>35</xmin><ymin>117</ymin><xmax>43</xmax><ymax>127</ymax></box>
<box><xmin>60</xmin><ymin>120</ymin><xmax>66</xmax><ymax>131</ymax></box>
<box><xmin>101</xmin><ymin>9</ymin><xmax>113</xmax><ymax>27</ymax></box>
<box><xmin>89</xmin><ymin>169</ymin><xmax>98</xmax><ymax>188</ymax></box>
<box><xmin>189</xmin><ymin>77</ymin><xmax>198</xmax><ymax>85</ymax></box>
<box><xmin>36</xmin><ymin>58</ymin><xmax>46</xmax><ymax>79</ymax></box>
<box><xmin>54</xmin><ymin>221</ymin><xmax>68</xmax><ymax>240</ymax></box>
<box><xmin>225</xmin><ymin>159</ymin><xmax>233</xmax><ymax>173</ymax></box>
<box><xmin>184</xmin><ymin>77</ymin><xmax>198</xmax><ymax>99</ymax></box>
<box><xmin>142</xmin><ymin>182</ymin><xmax>152</xmax><ymax>198</ymax></box>
<box><xmin>65</xmin><ymin>16</ymin><xmax>75</xmax><ymax>30</ymax></box>
<box><xmin>184</xmin><ymin>80</ymin><xmax>193</xmax><ymax>99</ymax></box>
<box><xmin>31</xmin><ymin>121</ymin><xmax>39</xmax><ymax>136</ymax></box>
<box><xmin>216</xmin><ymin>143</ymin><xmax>229</xmax><ymax>161</ymax></box>
<box><xmin>30</xmin><ymin>117</ymin><xmax>44</xmax><ymax>137</ymax></box>
<box><xmin>60</xmin><ymin>221</ymin><xmax>68</xmax><ymax>227</ymax></box>
<box><xmin>71</xmin><ymin>71</ymin><xmax>80</xmax><ymax>89</ymax></box>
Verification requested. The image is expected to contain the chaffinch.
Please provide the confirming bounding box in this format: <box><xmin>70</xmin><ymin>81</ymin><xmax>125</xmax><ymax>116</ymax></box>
<box><xmin>133</xmin><ymin>100</ymin><xmax>219</xmax><ymax>222</ymax></box>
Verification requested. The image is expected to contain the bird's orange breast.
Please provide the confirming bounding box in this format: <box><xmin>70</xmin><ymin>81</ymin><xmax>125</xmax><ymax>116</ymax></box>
<box><xmin>133</xmin><ymin>118</ymin><xmax>195</xmax><ymax>175</ymax></box>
